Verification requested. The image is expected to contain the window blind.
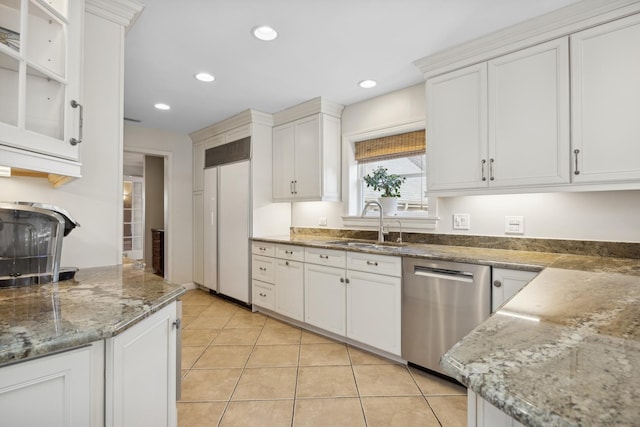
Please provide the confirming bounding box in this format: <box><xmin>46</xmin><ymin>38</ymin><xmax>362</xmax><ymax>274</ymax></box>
<box><xmin>355</xmin><ymin>130</ymin><xmax>425</xmax><ymax>163</ymax></box>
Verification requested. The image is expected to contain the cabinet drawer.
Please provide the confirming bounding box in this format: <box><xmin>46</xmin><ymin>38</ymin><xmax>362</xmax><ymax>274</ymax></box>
<box><xmin>252</xmin><ymin>280</ymin><xmax>275</xmax><ymax>310</ymax></box>
<box><xmin>252</xmin><ymin>242</ymin><xmax>276</xmax><ymax>257</ymax></box>
<box><xmin>304</xmin><ymin>247</ymin><xmax>346</xmax><ymax>268</ymax></box>
<box><xmin>276</xmin><ymin>244</ymin><xmax>304</xmax><ymax>262</ymax></box>
<box><xmin>347</xmin><ymin>252</ymin><xmax>401</xmax><ymax>277</ymax></box>
<box><xmin>252</xmin><ymin>255</ymin><xmax>275</xmax><ymax>283</ymax></box>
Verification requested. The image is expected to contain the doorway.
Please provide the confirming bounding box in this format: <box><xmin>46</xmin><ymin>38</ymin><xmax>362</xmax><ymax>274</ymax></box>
<box><xmin>123</xmin><ymin>151</ymin><xmax>168</xmax><ymax>277</ymax></box>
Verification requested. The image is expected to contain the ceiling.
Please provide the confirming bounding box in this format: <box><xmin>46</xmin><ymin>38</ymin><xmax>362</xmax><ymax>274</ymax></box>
<box><xmin>123</xmin><ymin>0</ymin><xmax>580</xmax><ymax>135</ymax></box>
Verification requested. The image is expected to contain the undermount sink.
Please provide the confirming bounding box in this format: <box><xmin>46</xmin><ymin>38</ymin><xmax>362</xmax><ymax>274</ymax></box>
<box><xmin>324</xmin><ymin>240</ymin><xmax>408</xmax><ymax>251</ymax></box>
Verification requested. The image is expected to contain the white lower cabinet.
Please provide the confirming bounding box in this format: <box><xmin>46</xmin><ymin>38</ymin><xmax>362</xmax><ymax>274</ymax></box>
<box><xmin>276</xmin><ymin>258</ymin><xmax>304</xmax><ymax>321</ymax></box>
<box><xmin>106</xmin><ymin>302</ymin><xmax>178</xmax><ymax>427</ymax></box>
<box><xmin>304</xmin><ymin>262</ymin><xmax>347</xmax><ymax>336</ymax></box>
<box><xmin>492</xmin><ymin>268</ymin><xmax>538</xmax><ymax>312</ymax></box>
<box><xmin>0</xmin><ymin>343</ymin><xmax>103</xmax><ymax>427</ymax></box>
<box><xmin>468</xmin><ymin>390</ymin><xmax>525</xmax><ymax>427</ymax></box>
<box><xmin>346</xmin><ymin>269</ymin><xmax>401</xmax><ymax>355</ymax></box>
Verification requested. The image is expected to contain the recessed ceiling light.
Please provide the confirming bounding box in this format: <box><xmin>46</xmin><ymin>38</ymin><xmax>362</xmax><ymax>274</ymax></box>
<box><xmin>154</xmin><ymin>103</ymin><xmax>171</xmax><ymax>111</ymax></box>
<box><xmin>359</xmin><ymin>79</ymin><xmax>377</xmax><ymax>89</ymax></box>
<box><xmin>252</xmin><ymin>25</ymin><xmax>278</xmax><ymax>41</ymax></box>
<box><xmin>195</xmin><ymin>72</ymin><xmax>215</xmax><ymax>82</ymax></box>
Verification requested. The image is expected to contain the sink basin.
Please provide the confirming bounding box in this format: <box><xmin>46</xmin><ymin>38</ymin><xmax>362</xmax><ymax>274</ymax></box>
<box><xmin>324</xmin><ymin>240</ymin><xmax>408</xmax><ymax>251</ymax></box>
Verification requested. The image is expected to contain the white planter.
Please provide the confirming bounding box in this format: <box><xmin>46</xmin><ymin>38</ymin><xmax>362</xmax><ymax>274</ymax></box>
<box><xmin>378</xmin><ymin>197</ymin><xmax>398</xmax><ymax>216</ymax></box>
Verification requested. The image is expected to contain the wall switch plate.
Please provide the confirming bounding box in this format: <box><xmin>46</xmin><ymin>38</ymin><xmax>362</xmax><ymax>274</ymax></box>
<box><xmin>453</xmin><ymin>213</ymin><xmax>470</xmax><ymax>230</ymax></box>
<box><xmin>505</xmin><ymin>216</ymin><xmax>524</xmax><ymax>234</ymax></box>
<box><xmin>319</xmin><ymin>216</ymin><xmax>327</xmax><ymax>226</ymax></box>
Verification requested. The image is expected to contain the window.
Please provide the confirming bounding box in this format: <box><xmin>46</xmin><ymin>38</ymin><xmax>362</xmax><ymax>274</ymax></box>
<box><xmin>356</xmin><ymin>130</ymin><xmax>427</xmax><ymax>216</ymax></box>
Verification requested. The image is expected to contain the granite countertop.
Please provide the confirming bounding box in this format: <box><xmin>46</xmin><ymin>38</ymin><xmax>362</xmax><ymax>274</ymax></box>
<box><xmin>0</xmin><ymin>264</ymin><xmax>186</xmax><ymax>366</ymax></box>
<box><xmin>253</xmin><ymin>234</ymin><xmax>640</xmax><ymax>426</ymax></box>
<box><xmin>442</xmin><ymin>268</ymin><xmax>640</xmax><ymax>426</ymax></box>
<box><xmin>252</xmin><ymin>235</ymin><xmax>640</xmax><ymax>276</ymax></box>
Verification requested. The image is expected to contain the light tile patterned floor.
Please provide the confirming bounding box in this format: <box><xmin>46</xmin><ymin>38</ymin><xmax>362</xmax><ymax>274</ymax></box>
<box><xmin>179</xmin><ymin>289</ymin><xmax>467</xmax><ymax>427</ymax></box>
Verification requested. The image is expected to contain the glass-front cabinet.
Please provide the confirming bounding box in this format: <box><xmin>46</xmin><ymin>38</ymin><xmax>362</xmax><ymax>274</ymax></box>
<box><xmin>0</xmin><ymin>0</ymin><xmax>83</xmax><ymax>175</ymax></box>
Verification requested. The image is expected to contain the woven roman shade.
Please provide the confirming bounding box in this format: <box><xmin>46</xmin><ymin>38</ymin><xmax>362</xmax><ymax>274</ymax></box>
<box><xmin>355</xmin><ymin>130</ymin><xmax>425</xmax><ymax>163</ymax></box>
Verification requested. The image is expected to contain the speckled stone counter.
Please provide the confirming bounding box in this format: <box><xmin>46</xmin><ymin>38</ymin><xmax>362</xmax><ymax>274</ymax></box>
<box><xmin>442</xmin><ymin>268</ymin><xmax>640</xmax><ymax>427</ymax></box>
<box><xmin>252</xmin><ymin>235</ymin><xmax>640</xmax><ymax>276</ymax></box>
<box><xmin>0</xmin><ymin>264</ymin><xmax>186</xmax><ymax>366</ymax></box>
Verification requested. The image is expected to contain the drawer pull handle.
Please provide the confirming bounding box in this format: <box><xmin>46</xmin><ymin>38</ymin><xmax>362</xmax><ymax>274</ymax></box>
<box><xmin>489</xmin><ymin>158</ymin><xmax>495</xmax><ymax>181</ymax></box>
<box><xmin>319</xmin><ymin>254</ymin><xmax>329</xmax><ymax>259</ymax></box>
<box><xmin>259</xmin><ymin>247</ymin><xmax>267</xmax><ymax>251</ymax></box>
<box><xmin>574</xmin><ymin>149</ymin><xmax>581</xmax><ymax>175</ymax></box>
<box><xmin>481</xmin><ymin>159</ymin><xmax>487</xmax><ymax>181</ymax></box>
<box><xmin>285</xmin><ymin>250</ymin><xmax>293</xmax><ymax>255</ymax></box>
<box><xmin>259</xmin><ymin>267</ymin><xmax>267</xmax><ymax>271</ymax></box>
<box><xmin>259</xmin><ymin>292</ymin><xmax>267</xmax><ymax>297</ymax></box>
<box><xmin>366</xmin><ymin>261</ymin><xmax>378</xmax><ymax>266</ymax></box>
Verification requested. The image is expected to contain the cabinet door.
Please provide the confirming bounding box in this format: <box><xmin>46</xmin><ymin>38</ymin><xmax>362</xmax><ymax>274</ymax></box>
<box><xmin>571</xmin><ymin>14</ymin><xmax>640</xmax><ymax>183</ymax></box>
<box><xmin>272</xmin><ymin>122</ymin><xmax>296</xmax><ymax>200</ymax></box>
<box><xmin>218</xmin><ymin>161</ymin><xmax>251</xmax><ymax>303</ymax></box>
<box><xmin>346</xmin><ymin>270</ymin><xmax>401</xmax><ymax>355</ymax></box>
<box><xmin>427</xmin><ymin>63</ymin><xmax>488</xmax><ymax>190</ymax></box>
<box><xmin>0</xmin><ymin>0</ymin><xmax>82</xmax><ymax>161</ymax></box>
<box><xmin>276</xmin><ymin>259</ymin><xmax>304</xmax><ymax>321</ymax></box>
<box><xmin>304</xmin><ymin>263</ymin><xmax>346</xmax><ymax>336</ymax></box>
<box><xmin>293</xmin><ymin>115</ymin><xmax>322</xmax><ymax>199</ymax></box>
<box><xmin>469</xmin><ymin>390</ymin><xmax>526</xmax><ymax>427</ymax></box>
<box><xmin>192</xmin><ymin>192</ymin><xmax>204</xmax><ymax>285</ymax></box>
<box><xmin>491</xmin><ymin>268</ymin><xmax>538</xmax><ymax>312</ymax></box>
<box><xmin>488</xmin><ymin>38</ymin><xmax>570</xmax><ymax>187</ymax></box>
<box><xmin>0</xmin><ymin>345</ymin><xmax>97</xmax><ymax>427</ymax></box>
<box><xmin>106</xmin><ymin>302</ymin><xmax>177</xmax><ymax>427</ymax></box>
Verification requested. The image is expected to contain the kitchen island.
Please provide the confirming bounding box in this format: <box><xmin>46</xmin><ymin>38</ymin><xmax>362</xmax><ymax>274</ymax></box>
<box><xmin>0</xmin><ymin>264</ymin><xmax>186</xmax><ymax>427</ymax></box>
<box><xmin>442</xmin><ymin>267</ymin><xmax>640</xmax><ymax>427</ymax></box>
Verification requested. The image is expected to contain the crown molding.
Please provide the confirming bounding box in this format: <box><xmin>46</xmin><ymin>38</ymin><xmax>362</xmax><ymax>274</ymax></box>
<box><xmin>189</xmin><ymin>110</ymin><xmax>273</xmax><ymax>142</ymax></box>
<box><xmin>414</xmin><ymin>0</ymin><xmax>640</xmax><ymax>79</ymax></box>
<box><xmin>272</xmin><ymin>97</ymin><xmax>345</xmax><ymax>126</ymax></box>
<box><xmin>85</xmin><ymin>0</ymin><xmax>144</xmax><ymax>29</ymax></box>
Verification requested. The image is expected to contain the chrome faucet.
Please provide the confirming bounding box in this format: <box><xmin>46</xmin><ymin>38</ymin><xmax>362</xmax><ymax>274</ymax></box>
<box><xmin>361</xmin><ymin>200</ymin><xmax>385</xmax><ymax>243</ymax></box>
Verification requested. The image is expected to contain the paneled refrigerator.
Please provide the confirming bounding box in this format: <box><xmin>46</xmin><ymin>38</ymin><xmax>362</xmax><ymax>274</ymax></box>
<box><xmin>203</xmin><ymin>139</ymin><xmax>251</xmax><ymax>303</ymax></box>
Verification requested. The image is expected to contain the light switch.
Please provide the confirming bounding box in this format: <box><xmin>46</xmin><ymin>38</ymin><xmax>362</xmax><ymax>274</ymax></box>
<box><xmin>505</xmin><ymin>216</ymin><xmax>524</xmax><ymax>234</ymax></box>
<box><xmin>319</xmin><ymin>217</ymin><xmax>327</xmax><ymax>226</ymax></box>
<box><xmin>453</xmin><ymin>213</ymin><xmax>470</xmax><ymax>230</ymax></box>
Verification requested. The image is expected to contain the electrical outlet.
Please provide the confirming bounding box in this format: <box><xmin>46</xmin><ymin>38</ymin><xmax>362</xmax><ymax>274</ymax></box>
<box><xmin>453</xmin><ymin>213</ymin><xmax>470</xmax><ymax>230</ymax></box>
<box><xmin>318</xmin><ymin>217</ymin><xmax>327</xmax><ymax>226</ymax></box>
<box><xmin>505</xmin><ymin>216</ymin><xmax>524</xmax><ymax>234</ymax></box>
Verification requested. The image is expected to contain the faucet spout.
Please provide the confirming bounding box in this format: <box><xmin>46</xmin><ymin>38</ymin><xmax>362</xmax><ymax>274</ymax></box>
<box><xmin>361</xmin><ymin>201</ymin><xmax>385</xmax><ymax>243</ymax></box>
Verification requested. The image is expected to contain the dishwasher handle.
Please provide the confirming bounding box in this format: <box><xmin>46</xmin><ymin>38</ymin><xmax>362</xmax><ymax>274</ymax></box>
<box><xmin>413</xmin><ymin>266</ymin><xmax>474</xmax><ymax>283</ymax></box>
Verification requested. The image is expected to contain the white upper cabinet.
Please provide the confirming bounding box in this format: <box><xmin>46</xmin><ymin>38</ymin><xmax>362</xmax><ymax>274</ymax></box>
<box><xmin>0</xmin><ymin>0</ymin><xmax>83</xmax><ymax>175</ymax></box>
<box><xmin>427</xmin><ymin>38</ymin><xmax>569</xmax><ymax>192</ymax></box>
<box><xmin>571</xmin><ymin>13</ymin><xmax>640</xmax><ymax>184</ymax></box>
<box><xmin>272</xmin><ymin>97</ymin><xmax>343</xmax><ymax>202</ymax></box>
<box><xmin>488</xmin><ymin>37</ymin><xmax>570</xmax><ymax>187</ymax></box>
<box><xmin>427</xmin><ymin>63</ymin><xmax>487</xmax><ymax>191</ymax></box>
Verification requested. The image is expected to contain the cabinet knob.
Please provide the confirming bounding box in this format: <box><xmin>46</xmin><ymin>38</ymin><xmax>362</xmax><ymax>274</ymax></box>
<box><xmin>493</xmin><ymin>280</ymin><xmax>502</xmax><ymax>288</ymax></box>
<box><xmin>285</xmin><ymin>261</ymin><xmax>290</xmax><ymax>266</ymax></box>
<box><xmin>340</xmin><ymin>277</ymin><xmax>344</xmax><ymax>283</ymax></box>
<box><xmin>345</xmin><ymin>278</ymin><xmax>350</xmax><ymax>284</ymax></box>
<box><xmin>172</xmin><ymin>319</ymin><xmax>181</xmax><ymax>329</ymax></box>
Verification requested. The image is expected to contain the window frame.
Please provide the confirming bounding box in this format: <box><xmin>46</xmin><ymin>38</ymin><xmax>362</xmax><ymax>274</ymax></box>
<box><xmin>341</xmin><ymin>120</ymin><xmax>439</xmax><ymax>231</ymax></box>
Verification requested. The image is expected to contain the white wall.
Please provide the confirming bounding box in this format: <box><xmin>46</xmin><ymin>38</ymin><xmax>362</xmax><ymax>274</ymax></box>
<box><xmin>124</xmin><ymin>123</ymin><xmax>194</xmax><ymax>284</ymax></box>
<box><xmin>0</xmin><ymin>12</ymin><xmax>125</xmax><ymax>268</ymax></box>
<box><xmin>291</xmin><ymin>83</ymin><xmax>640</xmax><ymax>243</ymax></box>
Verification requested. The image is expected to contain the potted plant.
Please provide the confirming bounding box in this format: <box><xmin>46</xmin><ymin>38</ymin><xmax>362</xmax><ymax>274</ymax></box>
<box><xmin>363</xmin><ymin>166</ymin><xmax>406</xmax><ymax>215</ymax></box>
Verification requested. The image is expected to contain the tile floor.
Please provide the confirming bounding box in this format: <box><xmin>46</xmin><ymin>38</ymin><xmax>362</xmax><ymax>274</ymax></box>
<box><xmin>179</xmin><ymin>289</ymin><xmax>467</xmax><ymax>427</ymax></box>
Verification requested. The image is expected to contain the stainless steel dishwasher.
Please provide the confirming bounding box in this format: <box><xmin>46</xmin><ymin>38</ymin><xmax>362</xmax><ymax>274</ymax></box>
<box><xmin>402</xmin><ymin>257</ymin><xmax>490</xmax><ymax>377</ymax></box>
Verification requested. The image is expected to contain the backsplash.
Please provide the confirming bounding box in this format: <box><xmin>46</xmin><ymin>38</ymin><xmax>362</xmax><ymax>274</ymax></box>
<box><xmin>290</xmin><ymin>227</ymin><xmax>640</xmax><ymax>260</ymax></box>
